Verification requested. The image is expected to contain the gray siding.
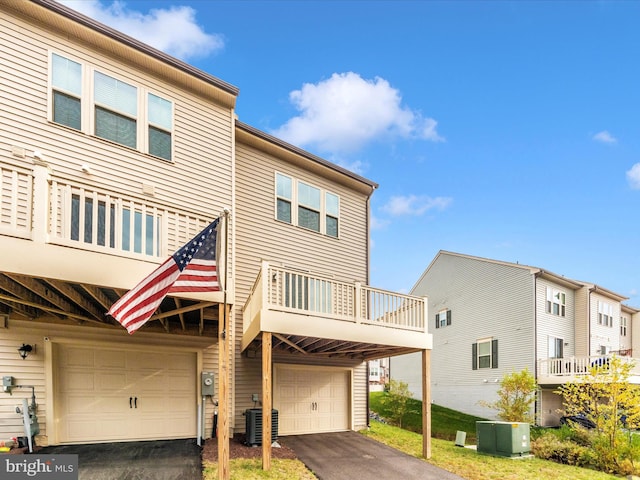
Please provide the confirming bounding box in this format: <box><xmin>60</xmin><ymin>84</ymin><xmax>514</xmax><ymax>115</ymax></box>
<box><xmin>535</xmin><ymin>278</ymin><xmax>576</xmax><ymax>362</ymax></box>
<box><xmin>393</xmin><ymin>252</ymin><xmax>536</xmax><ymax>419</ymax></box>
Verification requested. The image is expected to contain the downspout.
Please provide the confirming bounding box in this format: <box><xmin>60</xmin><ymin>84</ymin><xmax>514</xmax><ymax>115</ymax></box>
<box><xmin>366</xmin><ymin>361</ymin><xmax>370</xmax><ymax>428</ymax></box>
<box><xmin>365</xmin><ymin>190</ymin><xmax>374</xmax><ymax>430</ymax></box>
<box><xmin>533</xmin><ymin>271</ymin><xmax>540</xmax><ymax>425</ymax></box>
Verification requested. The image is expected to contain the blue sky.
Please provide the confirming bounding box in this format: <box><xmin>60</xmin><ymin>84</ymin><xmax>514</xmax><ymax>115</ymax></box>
<box><xmin>61</xmin><ymin>0</ymin><xmax>640</xmax><ymax>304</ymax></box>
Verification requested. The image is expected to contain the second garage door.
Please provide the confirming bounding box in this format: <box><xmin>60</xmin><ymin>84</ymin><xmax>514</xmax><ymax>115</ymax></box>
<box><xmin>54</xmin><ymin>344</ymin><xmax>196</xmax><ymax>443</ymax></box>
<box><xmin>275</xmin><ymin>365</ymin><xmax>350</xmax><ymax>435</ymax></box>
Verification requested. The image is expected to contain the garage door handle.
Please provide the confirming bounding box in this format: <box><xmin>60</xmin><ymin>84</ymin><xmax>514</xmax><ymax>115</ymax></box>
<box><xmin>134</xmin><ymin>397</ymin><xmax>138</xmax><ymax>409</ymax></box>
<box><xmin>129</xmin><ymin>397</ymin><xmax>133</xmax><ymax>409</ymax></box>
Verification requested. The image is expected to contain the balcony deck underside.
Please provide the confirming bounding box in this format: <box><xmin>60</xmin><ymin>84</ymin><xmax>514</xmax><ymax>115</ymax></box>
<box><xmin>242</xmin><ymin>308</ymin><xmax>432</xmax><ymax>360</ymax></box>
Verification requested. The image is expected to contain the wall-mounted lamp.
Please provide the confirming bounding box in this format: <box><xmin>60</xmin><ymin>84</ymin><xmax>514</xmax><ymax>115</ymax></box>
<box><xmin>18</xmin><ymin>344</ymin><xmax>33</xmax><ymax>360</ymax></box>
<box><xmin>81</xmin><ymin>164</ymin><xmax>92</xmax><ymax>174</ymax></box>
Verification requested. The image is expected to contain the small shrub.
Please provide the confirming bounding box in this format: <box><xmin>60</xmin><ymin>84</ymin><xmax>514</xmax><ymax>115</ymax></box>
<box><xmin>531</xmin><ymin>432</ymin><xmax>594</xmax><ymax>468</ymax></box>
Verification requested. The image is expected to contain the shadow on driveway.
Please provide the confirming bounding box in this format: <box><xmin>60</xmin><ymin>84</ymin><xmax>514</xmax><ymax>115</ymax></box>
<box><xmin>282</xmin><ymin>431</ymin><xmax>465</xmax><ymax>480</ymax></box>
<box><xmin>39</xmin><ymin>438</ymin><xmax>201</xmax><ymax>480</ymax></box>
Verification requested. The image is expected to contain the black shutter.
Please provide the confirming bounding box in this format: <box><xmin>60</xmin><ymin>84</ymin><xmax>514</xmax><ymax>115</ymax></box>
<box><xmin>446</xmin><ymin>310</ymin><xmax>452</xmax><ymax>326</ymax></box>
<box><xmin>491</xmin><ymin>339</ymin><xmax>498</xmax><ymax>369</ymax></box>
<box><xmin>435</xmin><ymin>314</ymin><xmax>439</xmax><ymax>329</ymax></box>
<box><xmin>472</xmin><ymin>343</ymin><xmax>478</xmax><ymax>370</ymax></box>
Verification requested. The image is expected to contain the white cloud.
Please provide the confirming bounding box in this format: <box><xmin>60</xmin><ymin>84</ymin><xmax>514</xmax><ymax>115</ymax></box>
<box><xmin>381</xmin><ymin>195</ymin><xmax>452</xmax><ymax>216</ymax></box>
<box><xmin>593</xmin><ymin>130</ymin><xmax>617</xmax><ymax>144</ymax></box>
<box><xmin>370</xmin><ymin>215</ymin><xmax>390</xmax><ymax>230</ymax></box>
<box><xmin>627</xmin><ymin>163</ymin><xmax>640</xmax><ymax>189</ymax></box>
<box><xmin>272</xmin><ymin>72</ymin><xmax>444</xmax><ymax>154</ymax></box>
<box><xmin>59</xmin><ymin>0</ymin><xmax>223</xmax><ymax>60</ymax></box>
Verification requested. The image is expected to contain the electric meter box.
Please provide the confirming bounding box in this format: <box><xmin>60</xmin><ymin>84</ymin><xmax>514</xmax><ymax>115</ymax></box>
<box><xmin>201</xmin><ymin>372</ymin><xmax>214</xmax><ymax>396</ymax></box>
<box><xmin>476</xmin><ymin>421</ymin><xmax>531</xmax><ymax>457</ymax></box>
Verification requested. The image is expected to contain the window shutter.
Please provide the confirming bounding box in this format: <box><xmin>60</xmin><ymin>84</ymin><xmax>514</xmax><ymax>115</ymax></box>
<box><xmin>446</xmin><ymin>310</ymin><xmax>452</xmax><ymax>326</ymax></box>
<box><xmin>491</xmin><ymin>339</ymin><xmax>498</xmax><ymax>369</ymax></box>
<box><xmin>435</xmin><ymin>314</ymin><xmax>439</xmax><ymax>329</ymax></box>
<box><xmin>472</xmin><ymin>343</ymin><xmax>477</xmax><ymax>370</ymax></box>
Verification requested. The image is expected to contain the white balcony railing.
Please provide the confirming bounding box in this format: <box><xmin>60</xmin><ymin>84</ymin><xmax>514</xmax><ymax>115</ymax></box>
<box><xmin>538</xmin><ymin>355</ymin><xmax>640</xmax><ymax>378</ymax></box>
<box><xmin>243</xmin><ymin>261</ymin><xmax>427</xmax><ymax>334</ymax></box>
<box><xmin>1</xmin><ymin>161</ymin><xmax>211</xmax><ymax>260</ymax></box>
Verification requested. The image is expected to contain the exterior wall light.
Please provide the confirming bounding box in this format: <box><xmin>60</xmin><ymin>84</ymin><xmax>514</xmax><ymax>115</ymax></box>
<box><xmin>18</xmin><ymin>344</ymin><xmax>33</xmax><ymax>360</ymax></box>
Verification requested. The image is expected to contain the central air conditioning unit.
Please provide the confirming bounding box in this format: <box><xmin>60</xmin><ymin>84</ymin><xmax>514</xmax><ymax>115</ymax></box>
<box><xmin>244</xmin><ymin>408</ymin><xmax>279</xmax><ymax>446</ymax></box>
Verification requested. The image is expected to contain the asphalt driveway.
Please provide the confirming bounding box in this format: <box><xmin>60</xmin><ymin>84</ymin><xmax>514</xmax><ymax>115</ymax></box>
<box><xmin>283</xmin><ymin>431</ymin><xmax>465</xmax><ymax>480</ymax></box>
<box><xmin>38</xmin><ymin>438</ymin><xmax>201</xmax><ymax>480</ymax></box>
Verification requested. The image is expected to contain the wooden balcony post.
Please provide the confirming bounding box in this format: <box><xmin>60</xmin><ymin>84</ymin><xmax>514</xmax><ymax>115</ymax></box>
<box><xmin>261</xmin><ymin>261</ymin><xmax>270</xmax><ymax>307</ymax></box>
<box><xmin>262</xmin><ymin>331</ymin><xmax>272</xmax><ymax>470</ymax></box>
<box><xmin>354</xmin><ymin>282</ymin><xmax>362</xmax><ymax>323</ymax></box>
<box><xmin>422</xmin><ymin>296</ymin><xmax>429</xmax><ymax>332</ymax></box>
<box><xmin>32</xmin><ymin>162</ymin><xmax>51</xmax><ymax>243</ymax></box>
<box><xmin>218</xmin><ymin>303</ymin><xmax>230</xmax><ymax>480</ymax></box>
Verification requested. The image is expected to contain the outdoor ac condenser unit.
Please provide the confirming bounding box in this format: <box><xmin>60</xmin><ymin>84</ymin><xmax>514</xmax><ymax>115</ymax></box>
<box><xmin>245</xmin><ymin>408</ymin><xmax>278</xmax><ymax>446</ymax></box>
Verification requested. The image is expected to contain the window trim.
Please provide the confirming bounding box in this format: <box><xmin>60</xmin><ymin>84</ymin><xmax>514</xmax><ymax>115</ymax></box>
<box><xmin>621</xmin><ymin>316</ymin><xmax>628</xmax><ymax>337</ymax></box>
<box><xmin>434</xmin><ymin>309</ymin><xmax>451</xmax><ymax>329</ymax></box>
<box><xmin>546</xmin><ymin>287</ymin><xmax>566</xmax><ymax>317</ymax></box>
<box><xmin>597</xmin><ymin>301</ymin><xmax>614</xmax><ymax>327</ymax></box>
<box><xmin>472</xmin><ymin>338</ymin><xmax>498</xmax><ymax>370</ymax></box>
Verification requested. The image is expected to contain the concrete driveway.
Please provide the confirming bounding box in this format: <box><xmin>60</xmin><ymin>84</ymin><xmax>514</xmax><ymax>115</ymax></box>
<box><xmin>282</xmin><ymin>431</ymin><xmax>465</xmax><ymax>480</ymax></box>
<box><xmin>38</xmin><ymin>438</ymin><xmax>201</xmax><ymax>480</ymax></box>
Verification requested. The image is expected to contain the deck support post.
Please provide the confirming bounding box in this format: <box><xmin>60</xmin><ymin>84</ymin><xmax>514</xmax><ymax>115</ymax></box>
<box><xmin>422</xmin><ymin>348</ymin><xmax>431</xmax><ymax>459</ymax></box>
<box><xmin>262</xmin><ymin>331</ymin><xmax>272</xmax><ymax>470</ymax></box>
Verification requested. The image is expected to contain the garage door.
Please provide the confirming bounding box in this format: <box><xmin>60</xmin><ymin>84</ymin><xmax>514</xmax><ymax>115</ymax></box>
<box><xmin>275</xmin><ymin>365</ymin><xmax>350</xmax><ymax>435</ymax></box>
<box><xmin>55</xmin><ymin>344</ymin><xmax>196</xmax><ymax>443</ymax></box>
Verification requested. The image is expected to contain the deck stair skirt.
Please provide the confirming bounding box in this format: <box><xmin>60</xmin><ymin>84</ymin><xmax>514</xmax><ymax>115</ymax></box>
<box><xmin>244</xmin><ymin>408</ymin><xmax>279</xmax><ymax>446</ymax></box>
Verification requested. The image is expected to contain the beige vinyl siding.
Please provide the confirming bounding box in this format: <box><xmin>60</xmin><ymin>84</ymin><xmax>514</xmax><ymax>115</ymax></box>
<box><xmin>535</xmin><ymin>278</ymin><xmax>575</xmax><ymax>362</ymax></box>
<box><xmin>0</xmin><ymin>13</ymin><xmax>233</xmax><ymax>220</ymax></box>
<box><xmin>1</xmin><ymin>319</ymin><xmax>215</xmax><ymax>445</ymax></box>
<box><xmin>231</xmin><ymin>141</ymin><xmax>370</xmax><ymax>432</ymax></box>
<box><xmin>573</xmin><ymin>287</ymin><xmax>590</xmax><ymax>357</ymax></box>
<box><xmin>590</xmin><ymin>292</ymin><xmax>621</xmax><ymax>355</ymax></box>
<box><xmin>397</xmin><ymin>253</ymin><xmax>535</xmax><ymax>419</ymax></box>
<box><xmin>0</xmin><ymin>326</ymin><xmax>47</xmax><ymax>442</ymax></box>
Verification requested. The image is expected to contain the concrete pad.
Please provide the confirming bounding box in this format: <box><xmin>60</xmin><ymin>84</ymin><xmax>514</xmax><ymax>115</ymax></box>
<box><xmin>283</xmin><ymin>431</ymin><xmax>465</xmax><ymax>480</ymax></box>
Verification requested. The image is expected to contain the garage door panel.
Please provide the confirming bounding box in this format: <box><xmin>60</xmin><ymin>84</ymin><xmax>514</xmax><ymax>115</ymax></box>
<box><xmin>275</xmin><ymin>365</ymin><xmax>350</xmax><ymax>435</ymax></box>
<box><xmin>55</xmin><ymin>344</ymin><xmax>196</xmax><ymax>443</ymax></box>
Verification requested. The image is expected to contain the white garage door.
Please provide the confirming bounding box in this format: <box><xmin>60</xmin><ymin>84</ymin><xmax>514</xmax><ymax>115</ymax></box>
<box><xmin>55</xmin><ymin>344</ymin><xmax>196</xmax><ymax>443</ymax></box>
<box><xmin>275</xmin><ymin>365</ymin><xmax>350</xmax><ymax>435</ymax></box>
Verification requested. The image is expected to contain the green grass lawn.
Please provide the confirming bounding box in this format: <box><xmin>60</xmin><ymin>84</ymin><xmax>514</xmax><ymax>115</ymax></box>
<box><xmin>369</xmin><ymin>391</ymin><xmax>486</xmax><ymax>441</ymax></box>
<box><xmin>362</xmin><ymin>420</ymin><xmax>619</xmax><ymax>480</ymax></box>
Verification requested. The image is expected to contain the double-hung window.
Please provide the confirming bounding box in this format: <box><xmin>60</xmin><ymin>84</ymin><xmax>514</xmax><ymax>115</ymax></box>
<box><xmin>51</xmin><ymin>54</ymin><xmax>82</xmax><ymax>130</ymax></box>
<box><xmin>472</xmin><ymin>338</ymin><xmax>498</xmax><ymax>369</ymax></box>
<box><xmin>275</xmin><ymin>173</ymin><xmax>340</xmax><ymax>237</ymax></box>
<box><xmin>546</xmin><ymin>287</ymin><xmax>566</xmax><ymax>317</ymax></box>
<box><xmin>621</xmin><ymin>316</ymin><xmax>628</xmax><ymax>336</ymax></box>
<box><xmin>50</xmin><ymin>53</ymin><xmax>173</xmax><ymax>161</ymax></box>
<box><xmin>598</xmin><ymin>301</ymin><xmax>613</xmax><ymax>327</ymax></box>
<box><xmin>94</xmin><ymin>71</ymin><xmax>137</xmax><ymax>149</ymax></box>
<box><xmin>434</xmin><ymin>309</ymin><xmax>451</xmax><ymax>329</ymax></box>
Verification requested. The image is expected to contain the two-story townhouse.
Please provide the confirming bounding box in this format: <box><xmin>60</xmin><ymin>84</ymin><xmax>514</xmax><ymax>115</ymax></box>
<box><xmin>390</xmin><ymin>251</ymin><xmax>639</xmax><ymax>426</ymax></box>
<box><xmin>0</xmin><ymin>0</ymin><xmax>433</xmax><ymax>461</ymax></box>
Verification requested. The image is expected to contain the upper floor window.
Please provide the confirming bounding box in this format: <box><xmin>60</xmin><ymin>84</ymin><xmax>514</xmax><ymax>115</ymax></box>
<box><xmin>546</xmin><ymin>287</ymin><xmax>566</xmax><ymax>317</ymax></box>
<box><xmin>472</xmin><ymin>338</ymin><xmax>498</xmax><ymax>370</ymax></box>
<box><xmin>621</xmin><ymin>316</ymin><xmax>628</xmax><ymax>336</ymax></box>
<box><xmin>275</xmin><ymin>173</ymin><xmax>340</xmax><ymax>238</ymax></box>
<box><xmin>51</xmin><ymin>53</ymin><xmax>82</xmax><ymax>130</ymax></box>
<box><xmin>434</xmin><ymin>309</ymin><xmax>451</xmax><ymax>329</ymax></box>
<box><xmin>597</xmin><ymin>301</ymin><xmax>614</xmax><ymax>327</ymax></box>
<box><xmin>50</xmin><ymin>53</ymin><xmax>173</xmax><ymax>161</ymax></box>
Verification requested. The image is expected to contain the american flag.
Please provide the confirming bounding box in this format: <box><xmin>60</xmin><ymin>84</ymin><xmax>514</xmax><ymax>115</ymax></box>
<box><xmin>108</xmin><ymin>218</ymin><xmax>221</xmax><ymax>334</ymax></box>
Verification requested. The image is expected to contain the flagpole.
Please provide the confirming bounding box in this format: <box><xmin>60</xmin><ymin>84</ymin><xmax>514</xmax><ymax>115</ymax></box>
<box><xmin>218</xmin><ymin>208</ymin><xmax>230</xmax><ymax>480</ymax></box>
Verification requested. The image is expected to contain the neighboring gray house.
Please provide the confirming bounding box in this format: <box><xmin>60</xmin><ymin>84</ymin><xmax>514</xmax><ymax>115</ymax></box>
<box><xmin>391</xmin><ymin>251</ymin><xmax>640</xmax><ymax>426</ymax></box>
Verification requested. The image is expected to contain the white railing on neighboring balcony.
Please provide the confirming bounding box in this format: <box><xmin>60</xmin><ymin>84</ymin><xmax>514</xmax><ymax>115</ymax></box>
<box><xmin>0</xmin><ymin>162</ymin><xmax>212</xmax><ymax>260</ymax></box>
<box><xmin>243</xmin><ymin>261</ymin><xmax>427</xmax><ymax>333</ymax></box>
<box><xmin>538</xmin><ymin>355</ymin><xmax>640</xmax><ymax>378</ymax></box>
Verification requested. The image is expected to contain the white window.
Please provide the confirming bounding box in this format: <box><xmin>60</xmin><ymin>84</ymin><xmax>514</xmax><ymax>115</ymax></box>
<box><xmin>473</xmin><ymin>338</ymin><xmax>497</xmax><ymax>370</ymax></box>
<box><xmin>621</xmin><ymin>316</ymin><xmax>628</xmax><ymax>336</ymax></box>
<box><xmin>435</xmin><ymin>309</ymin><xmax>451</xmax><ymax>329</ymax></box>
<box><xmin>50</xmin><ymin>53</ymin><xmax>173</xmax><ymax>160</ymax></box>
<box><xmin>548</xmin><ymin>336</ymin><xmax>563</xmax><ymax>359</ymax></box>
<box><xmin>274</xmin><ymin>173</ymin><xmax>340</xmax><ymax>237</ymax></box>
<box><xmin>51</xmin><ymin>53</ymin><xmax>82</xmax><ymax>130</ymax></box>
<box><xmin>546</xmin><ymin>287</ymin><xmax>566</xmax><ymax>317</ymax></box>
<box><xmin>598</xmin><ymin>301</ymin><xmax>614</xmax><ymax>327</ymax></box>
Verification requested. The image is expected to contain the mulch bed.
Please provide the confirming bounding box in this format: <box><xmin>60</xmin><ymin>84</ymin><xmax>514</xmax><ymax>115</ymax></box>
<box><xmin>202</xmin><ymin>434</ymin><xmax>298</xmax><ymax>462</ymax></box>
